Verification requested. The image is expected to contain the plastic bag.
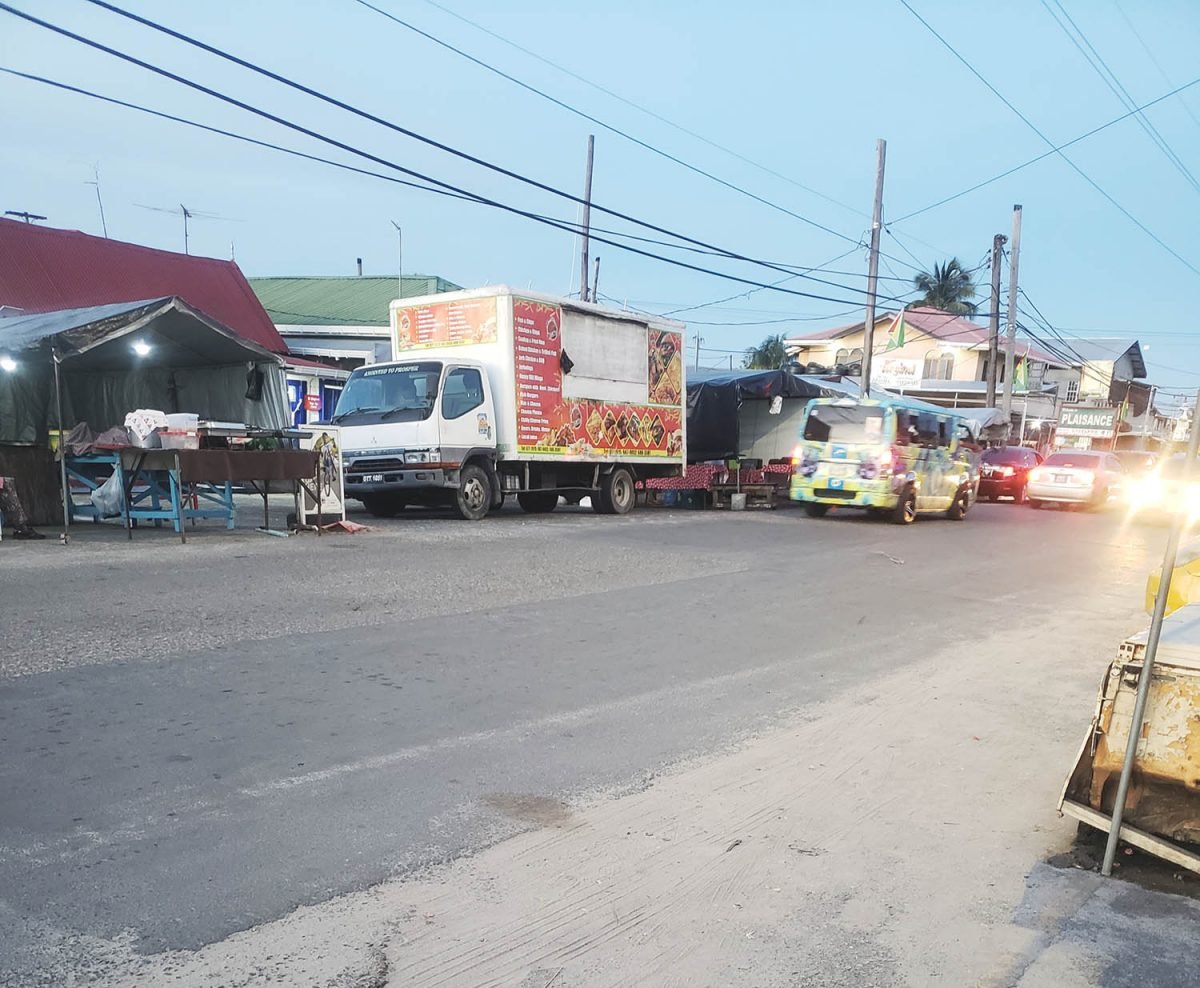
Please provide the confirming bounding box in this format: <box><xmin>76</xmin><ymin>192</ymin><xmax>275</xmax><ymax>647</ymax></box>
<box><xmin>90</xmin><ymin>471</ymin><xmax>125</xmax><ymax>519</ymax></box>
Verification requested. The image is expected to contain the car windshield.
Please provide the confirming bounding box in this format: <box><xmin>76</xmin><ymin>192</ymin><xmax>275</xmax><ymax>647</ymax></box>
<box><xmin>332</xmin><ymin>361</ymin><xmax>442</xmax><ymax>424</ymax></box>
<box><xmin>982</xmin><ymin>447</ymin><xmax>1028</xmax><ymax>464</ymax></box>
<box><xmin>803</xmin><ymin>404</ymin><xmax>887</xmax><ymax>444</ymax></box>
<box><xmin>1043</xmin><ymin>452</ymin><xmax>1100</xmax><ymax>469</ymax></box>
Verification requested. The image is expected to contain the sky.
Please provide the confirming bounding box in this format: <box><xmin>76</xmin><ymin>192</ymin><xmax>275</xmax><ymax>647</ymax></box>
<box><xmin>2</xmin><ymin>0</ymin><xmax>1199</xmax><ymax>393</ymax></box>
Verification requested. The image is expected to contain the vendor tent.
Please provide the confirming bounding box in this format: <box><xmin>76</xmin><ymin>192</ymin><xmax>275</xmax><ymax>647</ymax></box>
<box><xmin>0</xmin><ymin>296</ymin><xmax>288</xmax><ymax>443</ymax></box>
<box><xmin>686</xmin><ymin>369</ymin><xmax>862</xmax><ymax>462</ymax></box>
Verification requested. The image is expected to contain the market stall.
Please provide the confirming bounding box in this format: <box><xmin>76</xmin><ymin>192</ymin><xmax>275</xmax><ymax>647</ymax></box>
<box><xmin>0</xmin><ymin>296</ymin><xmax>309</xmax><ymax>538</ymax></box>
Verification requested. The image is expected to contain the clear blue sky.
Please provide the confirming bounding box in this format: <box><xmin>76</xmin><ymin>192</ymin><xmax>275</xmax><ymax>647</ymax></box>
<box><xmin>2</xmin><ymin>0</ymin><xmax>1199</xmax><ymax>391</ymax></box>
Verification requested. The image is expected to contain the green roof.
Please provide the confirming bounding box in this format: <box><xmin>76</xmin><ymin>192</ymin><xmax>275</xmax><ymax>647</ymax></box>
<box><xmin>248</xmin><ymin>275</ymin><xmax>461</xmax><ymax>327</ymax></box>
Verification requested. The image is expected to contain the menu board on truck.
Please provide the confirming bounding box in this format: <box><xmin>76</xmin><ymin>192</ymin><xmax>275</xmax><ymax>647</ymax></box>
<box><xmin>392</xmin><ymin>296</ymin><xmax>498</xmax><ymax>350</ymax></box>
<box><xmin>513</xmin><ymin>297</ymin><xmax>683</xmax><ymax>458</ymax></box>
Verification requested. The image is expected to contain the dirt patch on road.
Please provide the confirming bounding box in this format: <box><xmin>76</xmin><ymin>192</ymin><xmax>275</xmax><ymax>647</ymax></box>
<box><xmin>481</xmin><ymin>793</ymin><xmax>575</xmax><ymax>828</ymax></box>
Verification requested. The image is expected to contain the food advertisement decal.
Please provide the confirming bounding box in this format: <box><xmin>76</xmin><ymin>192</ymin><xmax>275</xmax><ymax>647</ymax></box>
<box><xmin>513</xmin><ymin>298</ymin><xmax>682</xmax><ymax>458</ymax></box>
<box><xmin>393</xmin><ymin>296</ymin><xmax>498</xmax><ymax>350</ymax></box>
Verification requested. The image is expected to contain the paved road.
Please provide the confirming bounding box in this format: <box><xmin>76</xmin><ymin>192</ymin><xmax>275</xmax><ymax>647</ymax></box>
<box><xmin>0</xmin><ymin>500</ymin><xmax>1187</xmax><ymax>984</ymax></box>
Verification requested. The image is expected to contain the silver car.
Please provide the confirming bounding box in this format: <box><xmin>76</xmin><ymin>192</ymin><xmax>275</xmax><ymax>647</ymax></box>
<box><xmin>1027</xmin><ymin>450</ymin><xmax>1124</xmax><ymax>510</ymax></box>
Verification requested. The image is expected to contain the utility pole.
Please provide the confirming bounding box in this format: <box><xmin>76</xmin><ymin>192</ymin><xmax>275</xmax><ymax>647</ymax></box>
<box><xmin>860</xmin><ymin>139</ymin><xmax>887</xmax><ymax>396</ymax></box>
<box><xmin>579</xmin><ymin>135</ymin><xmax>595</xmax><ymax>303</ymax></box>
<box><xmin>591</xmin><ymin>256</ymin><xmax>600</xmax><ymax>304</ymax></box>
<box><xmin>694</xmin><ymin>334</ymin><xmax>704</xmax><ymax>370</ymax></box>
<box><xmin>1001</xmin><ymin>204</ymin><xmax>1023</xmax><ymax>424</ymax></box>
<box><xmin>391</xmin><ymin>220</ymin><xmax>403</xmax><ymax>299</ymax></box>
<box><xmin>181</xmin><ymin>204</ymin><xmax>192</xmax><ymax>255</ymax></box>
<box><xmin>985</xmin><ymin>233</ymin><xmax>1006</xmax><ymax>407</ymax></box>
<box><xmin>4</xmin><ymin>210</ymin><xmax>46</xmax><ymax>223</ymax></box>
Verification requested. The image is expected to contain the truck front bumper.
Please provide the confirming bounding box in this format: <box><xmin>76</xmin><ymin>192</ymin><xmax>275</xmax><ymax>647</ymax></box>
<box><xmin>345</xmin><ymin>468</ymin><xmax>453</xmax><ymax>497</ymax></box>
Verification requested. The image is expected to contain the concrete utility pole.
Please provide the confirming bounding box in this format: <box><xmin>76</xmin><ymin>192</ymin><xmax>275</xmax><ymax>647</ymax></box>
<box><xmin>591</xmin><ymin>256</ymin><xmax>600</xmax><ymax>304</ymax></box>
<box><xmin>860</xmin><ymin>139</ymin><xmax>887</xmax><ymax>397</ymax></box>
<box><xmin>694</xmin><ymin>334</ymin><xmax>704</xmax><ymax>370</ymax></box>
<box><xmin>579</xmin><ymin>135</ymin><xmax>595</xmax><ymax>303</ymax></box>
<box><xmin>985</xmin><ymin>233</ymin><xmax>1007</xmax><ymax>407</ymax></box>
<box><xmin>1001</xmin><ymin>204</ymin><xmax>1023</xmax><ymax>423</ymax></box>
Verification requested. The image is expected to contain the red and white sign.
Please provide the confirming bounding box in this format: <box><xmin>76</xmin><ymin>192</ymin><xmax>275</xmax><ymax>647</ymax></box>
<box><xmin>304</xmin><ymin>393</ymin><xmax>321</xmax><ymax>413</ymax></box>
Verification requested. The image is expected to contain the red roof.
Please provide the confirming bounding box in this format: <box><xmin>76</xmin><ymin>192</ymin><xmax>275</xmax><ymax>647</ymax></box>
<box><xmin>0</xmin><ymin>218</ymin><xmax>287</xmax><ymax>353</ymax></box>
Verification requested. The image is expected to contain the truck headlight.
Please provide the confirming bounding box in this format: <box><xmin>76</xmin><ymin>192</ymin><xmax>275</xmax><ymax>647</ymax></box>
<box><xmin>404</xmin><ymin>451</ymin><xmax>429</xmax><ymax>463</ymax></box>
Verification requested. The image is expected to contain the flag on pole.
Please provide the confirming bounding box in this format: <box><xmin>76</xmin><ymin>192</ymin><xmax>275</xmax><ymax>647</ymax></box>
<box><xmin>884</xmin><ymin>312</ymin><xmax>906</xmax><ymax>351</ymax></box>
<box><xmin>1013</xmin><ymin>356</ymin><xmax>1028</xmax><ymax>392</ymax></box>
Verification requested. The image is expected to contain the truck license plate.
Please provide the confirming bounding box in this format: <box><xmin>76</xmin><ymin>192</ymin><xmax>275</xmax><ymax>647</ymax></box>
<box><xmin>365</xmin><ymin>473</ymin><xmax>384</xmax><ymax>483</ymax></box>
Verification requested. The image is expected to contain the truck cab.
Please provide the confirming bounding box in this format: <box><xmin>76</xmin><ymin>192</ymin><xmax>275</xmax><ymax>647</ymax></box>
<box><xmin>335</xmin><ymin>358</ymin><xmax>499</xmax><ymax>519</ymax></box>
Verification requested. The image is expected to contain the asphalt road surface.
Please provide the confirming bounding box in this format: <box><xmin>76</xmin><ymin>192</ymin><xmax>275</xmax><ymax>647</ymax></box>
<box><xmin>1</xmin><ymin>498</ymin><xmax>1197</xmax><ymax>986</ymax></box>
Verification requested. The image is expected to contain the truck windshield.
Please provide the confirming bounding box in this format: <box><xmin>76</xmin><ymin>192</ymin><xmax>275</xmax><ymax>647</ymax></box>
<box><xmin>803</xmin><ymin>404</ymin><xmax>888</xmax><ymax>444</ymax></box>
<box><xmin>332</xmin><ymin>361</ymin><xmax>442</xmax><ymax>424</ymax></box>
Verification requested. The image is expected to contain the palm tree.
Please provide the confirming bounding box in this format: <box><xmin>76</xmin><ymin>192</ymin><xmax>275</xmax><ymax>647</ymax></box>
<box><xmin>911</xmin><ymin>258</ymin><xmax>978</xmax><ymax>316</ymax></box>
<box><xmin>743</xmin><ymin>334</ymin><xmax>789</xmax><ymax>369</ymax></box>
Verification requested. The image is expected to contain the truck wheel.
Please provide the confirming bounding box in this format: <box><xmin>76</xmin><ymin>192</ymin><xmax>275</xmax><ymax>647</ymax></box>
<box><xmin>517</xmin><ymin>491</ymin><xmax>558</xmax><ymax>514</ymax></box>
<box><xmin>453</xmin><ymin>464</ymin><xmax>492</xmax><ymax>521</ymax></box>
<box><xmin>596</xmin><ymin>467</ymin><xmax>636</xmax><ymax>515</ymax></box>
<box><xmin>804</xmin><ymin>503</ymin><xmax>829</xmax><ymax>518</ymax></box>
<box><xmin>891</xmin><ymin>486</ymin><xmax>917</xmax><ymax>525</ymax></box>
<box><xmin>362</xmin><ymin>495</ymin><xmax>405</xmax><ymax>518</ymax></box>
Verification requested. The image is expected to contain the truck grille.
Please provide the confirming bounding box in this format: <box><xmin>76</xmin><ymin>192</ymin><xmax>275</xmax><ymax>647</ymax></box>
<box><xmin>815</xmin><ymin>488</ymin><xmax>856</xmax><ymax>500</ymax></box>
<box><xmin>347</xmin><ymin>457</ymin><xmax>404</xmax><ymax>474</ymax></box>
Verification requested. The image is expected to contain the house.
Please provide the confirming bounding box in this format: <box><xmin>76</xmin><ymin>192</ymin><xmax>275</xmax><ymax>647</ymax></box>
<box><xmin>249</xmin><ymin>275</ymin><xmax>462</xmax><ymax>369</ymax></box>
<box><xmin>786</xmin><ymin>308</ymin><xmax>1163</xmax><ymax>449</ymax></box>
<box><xmin>0</xmin><ymin>218</ymin><xmax>347</xmax><ymax>425</ymax></box>
<box><xmin>786</xmin><ymin>307</ymin><xmax>1067</xmax><ymax>440</ymax></box>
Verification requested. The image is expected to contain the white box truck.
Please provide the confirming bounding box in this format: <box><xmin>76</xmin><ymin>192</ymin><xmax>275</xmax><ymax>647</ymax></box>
<box><xmin>333</xmin><ymin>287</ymin><xmax>686</xmax><ymax>519</ymax></box>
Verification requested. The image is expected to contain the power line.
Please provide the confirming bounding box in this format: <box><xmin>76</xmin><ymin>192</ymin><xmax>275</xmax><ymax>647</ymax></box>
<box><xmin>414</xmin><ymin>0</ymin><xmax>866</xmax><ymax>220</ymax></box>
<box><xmin>0</xmin><ymin>52</ymin><xmax>890</xmax><ymax>312</ymax></box>
<box><xmin>1039</xmin><ymin>0</ymin><xmax>1200</xmax><ymax>198</ymax></box>
<box><xmin>350</xmin><ymin>0</ymin><xmax>883</xmax><ymax>255</ymax></box>
<box><xmin>892</xmin><ymin>72</ymin><xmax>1200</xmax><ymax>222</ymax></box>
<box><xmin>1113</xmin><ymin>0</ymin><xmax>1200</xmax><ymax>138</ymax></box>
<box><xmin>74</xmin><ymin>0</ymin><xmax>893</xmax><ymax>295</ymax></box>
<box><xmin>897</xmin><ymin>0</ymin><xmax>1200</xmax><ymax>279</ymax></box>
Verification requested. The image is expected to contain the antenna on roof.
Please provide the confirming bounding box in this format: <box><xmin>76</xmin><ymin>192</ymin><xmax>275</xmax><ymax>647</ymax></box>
<box><xmin>4</xmin><ymin>210</ymin><xmax>46</xmax><ymax>224</ymax></box>
<box><xmin>133</xmin><ymin>202</ymin><xmax>238</xmax><ymax>255</ymax></box>
<box><xmin>85</xmin><ymin>165</ymin><xmax>108</xmax><ymax>238</ymax></box>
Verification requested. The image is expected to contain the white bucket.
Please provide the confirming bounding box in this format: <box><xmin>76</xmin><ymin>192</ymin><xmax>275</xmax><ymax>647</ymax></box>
<box><xmin>730</xmin><ymin>492</ymin><xmax>747</xmax><ymax>511</ymax></box>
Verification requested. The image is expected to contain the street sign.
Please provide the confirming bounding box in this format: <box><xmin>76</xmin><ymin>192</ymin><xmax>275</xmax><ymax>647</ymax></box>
<box><xmin>1058</xmin><ymin>406</ymin><xmax>1118</xmax><ymax>439</ymax></box>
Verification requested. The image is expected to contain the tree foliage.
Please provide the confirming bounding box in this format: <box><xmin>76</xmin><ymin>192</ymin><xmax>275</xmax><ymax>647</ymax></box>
<box><xmin>912</xmin><ymin>258</ymin><xmax>978</xmax><ymax>316</ymax></box>
<box><xmin>743</xmin><ymin>334</ymin><xmax>789</xmax><ymax>369</ymax></box>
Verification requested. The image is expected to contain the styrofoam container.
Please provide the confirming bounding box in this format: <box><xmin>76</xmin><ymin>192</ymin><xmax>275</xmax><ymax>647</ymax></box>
<box><xmin>166</xmin><ymin>413</ymin><xmax>200</xmax><ymax>430</ymax></box>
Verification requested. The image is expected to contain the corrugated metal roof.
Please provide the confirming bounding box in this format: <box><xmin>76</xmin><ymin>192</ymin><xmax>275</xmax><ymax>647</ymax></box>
<box><xmin>249</xmin><ymin>275</ymin><xmax>462</xmax><ymax>327</ymax></box>
<box><xmin>0</xmin><ymin>218</ymin><xmax>287</xmax><ymax>353</ymax></box>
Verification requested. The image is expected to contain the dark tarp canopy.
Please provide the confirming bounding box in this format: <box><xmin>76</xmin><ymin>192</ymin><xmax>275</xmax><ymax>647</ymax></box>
<box><xmin>0</xmin><ymin>296</ymin><xmax>289</xmax><ymax>444</ymax></box>
<box><xmin>686</xmin><ymin>369</ymin><xmax>861</xmax><ymax>462</ymax></box>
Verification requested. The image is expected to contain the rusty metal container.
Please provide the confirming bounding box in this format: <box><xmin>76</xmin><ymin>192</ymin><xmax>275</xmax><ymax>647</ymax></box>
<box><xmin>1063</xmin><ymin>605</ymin><xmax>1200</xmax><ymax>845</ymax></box>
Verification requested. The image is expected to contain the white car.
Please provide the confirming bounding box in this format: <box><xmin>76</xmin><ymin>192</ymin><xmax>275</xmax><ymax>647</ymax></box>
<box><xmin>1027</xmin><ymin>451</ymin><xmax>1124</xmax><ymax>509</ymax></box>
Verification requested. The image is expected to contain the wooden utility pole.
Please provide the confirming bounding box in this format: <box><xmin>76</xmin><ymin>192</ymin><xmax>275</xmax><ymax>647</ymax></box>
<box><xmin>860</xmin><ymin>139</ymin><xmax>887</xmax><ymax>396</ymax></box>
<box><xmin>985</xmin><ymin>233</ymin><xmax>1006</xmax><ymax>407</ymax></box>
<box><xmin>579</xmin><ymin>135</ymin><xmax>595</xmax><ymax>302</ymax></box>
<box><xmin>1001</xmin><ymin>205</ymin><xmax>1023</xmax><ymax>424</ymax></box>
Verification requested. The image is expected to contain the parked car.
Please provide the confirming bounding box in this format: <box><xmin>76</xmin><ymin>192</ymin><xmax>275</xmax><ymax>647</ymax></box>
<box><xmin>1027</xmin><ymin>450</ymin><xmax>1125</xmax><ymax>509</ymax></box>
<box><xmin>1115</xmin><ymin>450</ymin><xmax>1158</xmax><ymax>476</ymax></box>
<box><xmin>979</xmin><ymin>446</ymin><xmax>1042</xmax><ymax>503</ymax></box>
<box><xmin>1125</xmin><ymin>454</ymin><xmax>1200</xmax><ymax>519</ymax></box>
